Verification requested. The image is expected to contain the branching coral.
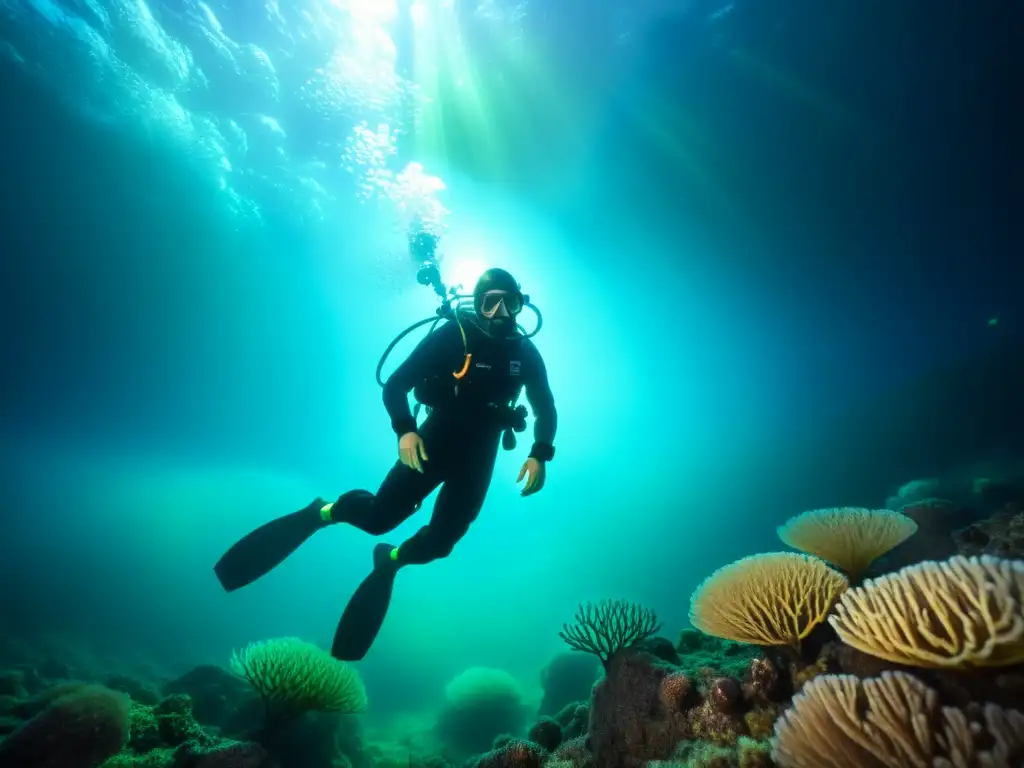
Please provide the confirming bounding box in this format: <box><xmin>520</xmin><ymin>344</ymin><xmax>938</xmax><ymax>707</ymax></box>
<box><xmin>771</xmin><ymin>671</ymin><xmax>1024</xmax><ymax>767</ymax></box>
<box><xmin>777</xmin><ymin>506</ymin><xmax>918</xmax><ymax>578</ymax></box>
<box><xmin>829</xmin><ymin>554</ymin><xmax>1024</xmax><ymax>668</ymax></box>
<box><xmin>687</xmin><ymin>552</ymin><xmax>848</xmax><ymax>649</ymax></box>
<box><xmin>559</xmin><ymin>599</ymin><xmax>661</xmax><ymax>669</ymax></box>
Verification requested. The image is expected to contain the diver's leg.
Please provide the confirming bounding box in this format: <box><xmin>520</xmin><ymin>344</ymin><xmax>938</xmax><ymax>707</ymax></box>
<box><xmin>214</xmin><ymin>460</ymin><xmax>441</xmax><ymax>593</ymax></box>
<box><xmin>326</xmin><ymin>459</ymin><xmax>442</xmax><ymax>534</ymax></box>
<box><xmin>391</xmin><ymin>439</ymin><xmax>499</xmax><ymax>565</ymax></box>
<box><xmin>331</xmin><ymin>443</ymin><xmax>490</xmax><ymax>661</ymax></box>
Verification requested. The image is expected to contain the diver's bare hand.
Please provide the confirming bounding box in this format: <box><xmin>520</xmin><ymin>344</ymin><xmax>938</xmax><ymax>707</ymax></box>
<box><xmin>517</xmin><ymin>457</ymin><xmax>546</xmax><ymax>496</ymax></box>
<box><xmin>399</xmin><ymin>432</ymin><xmax>429</xmax><ymax>473</ymax></box>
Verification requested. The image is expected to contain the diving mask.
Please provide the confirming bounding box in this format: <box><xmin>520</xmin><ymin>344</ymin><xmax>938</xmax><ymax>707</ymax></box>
<box><xmin>479</xmin><ymin>289</ymin><xmax>522</xmax><ymax>318</ymax></box>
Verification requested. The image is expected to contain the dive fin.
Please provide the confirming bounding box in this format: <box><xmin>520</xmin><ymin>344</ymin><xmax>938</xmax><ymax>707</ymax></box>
<box><xmin>331</xmin><ymin>543</ymin><xmax>400</xmax><ymax>661</ymax></box>
<box><xmin>214</xmin><ymin>498</ymin><xmax>328</xmax><ymax>592</ymax></box>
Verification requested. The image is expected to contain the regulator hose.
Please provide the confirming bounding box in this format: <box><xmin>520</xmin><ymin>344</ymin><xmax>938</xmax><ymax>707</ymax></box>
<box><xmin>375</xmin><ymin>299</ymin><xmax>543</xmax><ymax>388</ymax></box>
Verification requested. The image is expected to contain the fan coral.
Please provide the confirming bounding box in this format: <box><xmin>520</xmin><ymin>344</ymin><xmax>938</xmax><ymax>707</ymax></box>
<box><xmin>229</xmin><ymin>637</ymin><xmax>367</xmax><ymax>717</ymax></box>
<box><xmin>771</xmin><ymin>671</ymin><xmax>1024</xmax><ymax>767</ymax></box>
<box><xmin>829</xmin><ymin>554</ymin><xmax>1024</xmax><ymax>668</ymax></box>
<box><xmin>777</xmin><ymin>506</ymin><xmax>918</xmax><ymax>578</ymax></box>
<box><xmin>559</xmin><ymin>599</ymin><xmax>661</xmax><ymax>669</ymax></box>
<box><xmin>688</xmin><ymin>552</ymin><xmax>848</xmax><ymax>649</ymax></box>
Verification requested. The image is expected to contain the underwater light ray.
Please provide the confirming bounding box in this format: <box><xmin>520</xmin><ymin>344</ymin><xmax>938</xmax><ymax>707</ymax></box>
<box><xmin>409</xmin><ymin>2</ymin><xmax>450</xmax><ymax>166</ymax></box>
<box><xmin>430</xmin><ymin>6</ymin><xmax>505</xmax><ymax>176</ymax></box>
<box><xmin>627</xmin><ymin>94</ymin><xmax>744</xmax><ymax>226</ymax></box>
<box><xmin>472</xmin><ymin>43</ymin><xmax>582</xmax><ymax>167</ymax></box>
<box><xmin>408</xmin><ymin>0</ymin><xmax>501</xmax><ymax>173</ymax></box>
<box><xmin>475</xmin><ymin>16</ymin><xmax>586</xmax><ymax>146</ymax></box>
<box><xmin>726</xmin><ymin>47</ymin><xmax>872</xmax><ymax>137</ymax></box>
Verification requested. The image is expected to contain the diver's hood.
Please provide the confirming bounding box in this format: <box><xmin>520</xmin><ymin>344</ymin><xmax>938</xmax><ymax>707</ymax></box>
<box><xmin>473</xmin><ymin>268</ymin><xmax>521</xmax><ymax>313</ymax></box>
<box><xmin>472</xmin><ymin>268</ymin><xmax>523</xmax><ymax>337</ymax></box>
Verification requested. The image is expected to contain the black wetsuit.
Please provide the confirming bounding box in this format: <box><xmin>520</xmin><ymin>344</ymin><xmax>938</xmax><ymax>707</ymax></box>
<box><xmin>328</xmin><ymin>313</ymin><xmax>557</xmax><ymax>565</ymax></box>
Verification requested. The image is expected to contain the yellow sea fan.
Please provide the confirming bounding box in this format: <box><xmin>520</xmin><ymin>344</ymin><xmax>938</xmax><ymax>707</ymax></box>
<box><xmin>771</xmin><ymin>671</ymin><xmax>1024</xmax><ymax>768</ymax></box>
<box><xmin>829</xmin><ymin>554</ymin><xmax>1024</xmax><ymax>668</ymax></box>
<box><xmin>777</xmin><ymin>507</ymin><xmax>918</xmax><ymax>578</ymax></box>
<box><xmin>688</xmin><ymin>552</ymin><xmax>849</xmax><ymax>648</ymax></box>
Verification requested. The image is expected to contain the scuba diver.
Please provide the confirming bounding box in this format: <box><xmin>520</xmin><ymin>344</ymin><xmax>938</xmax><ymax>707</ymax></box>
<box><xmin>213</xmin><ymin>227</ymin><xmax>557</xmax><ymax>662</ymax></box>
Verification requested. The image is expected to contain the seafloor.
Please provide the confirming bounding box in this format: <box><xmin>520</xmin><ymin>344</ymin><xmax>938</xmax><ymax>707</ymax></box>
<box><xmin>1</xmin><ymin>470</ymin><xmax>1023</xmax><ymax>768</ymax></box>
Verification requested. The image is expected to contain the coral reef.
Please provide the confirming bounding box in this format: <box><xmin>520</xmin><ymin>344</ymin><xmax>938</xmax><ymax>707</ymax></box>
<box><xmin>675</xmin><ymin>630</ymin><xmax>760</xmax><ymax>681</ymax></box>
<box><xmin>0</xmin><ymin>683</ymin><xmax>130</xmax><ymax>768</ymax></box>
<box><xmin>0</xmin><ymin>638</ymin><xmax>371</xmax><ymax>768</ymax></box>
<box><xmin>538</xmin><ymin>653</ymin><xmax>600</xmax><ymax>717</ymax></box>
<box><xmin>772</xmin><ymin>671</ymin><xmax>1024</xmax><ymax>767</ymax></box>
<box><xmin>163</xmin><ymin>664</ymin><xmax>259</xmax><ymax>732</ymax></box>
<box><xmin>866</xmin><ymin>497</ymin><xmax>969</xmax><ymax>575</ymax></box>
<box><xmin>558</xmin><ymin>599</ymin><xmax>661</xmax><ymax>670</ymax></box>
<box><xmin>829</xmin><ymin>554</ymin><xmax>1024</xmax><ymax>668</ymax></box>
<box><xmin>687</xmin><ymin>552</ymin><xmax>848</xmax><ymax>649</ymax></box>
<box><xmin>527</xmin><ymin>717</ymin><xmax>562</xmax><ymax>752</ymax></box>
<box><xmin>537</xmin><ymin>486</ymin><xmax>1024</xmax><ymax>768</ymax></box>
<box><xmin>2</xmin><ymin>473</ymin><xmax>1021</xmax><ymax>768</ymax></box>
<box><xmin>776</xmin><ymin>507</ymin><xmax>918</xmax><ymax>579</ymax></box>
<box><xmin>230</xmin><ymin>637</ymin><xmax>368</xmax><ymax>719</ymax></box>
<box><xmin>433</xmin><ymin>667</ymin><xmax>531</xmax><ymax>760</ymax></box>
<box><xmin>474</xmin><ymin>738</ymin><xmax>548</xmax><ymax>768</ymax></box>
<box><xmin>580</xmin><ymin>648</ymin><xmax>788</xmax><ymax>767</ymax></box>
<box><xmin>955</xmin><ymin>502</ymin><xmax>1024</xmax><ymax>559</ymax></box>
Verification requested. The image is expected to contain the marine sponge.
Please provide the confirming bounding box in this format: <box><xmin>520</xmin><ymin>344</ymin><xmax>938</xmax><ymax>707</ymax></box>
<box><xmin>229</xmin><ymin>637</ymin><xmax>367</xmax><ymax>717</ymax></box>
<box><xmin>434</xmin><ymin>667</ymin><xmax>530</xmax><ymax>758</ymax></box>
<box><xmin>829</xmin><ymin>554</ymin><xmax>1024</xmax><ymax>668</ymax></box>
<box><xmin>776</xmin><ymin>506</ymin><xmax>918</xmax><ymax>578</ymax></box>
<box><xmin>587</xmin><ymin>652</ymin><xmax>689</xmax><ymax>766</ymax></box>
<box><xmin>688</xmin><ymin>552</ymin><xmax>848</xmax><ymax>649</ymax></box>
<box><xmin>658</xmin><ymin>672</ymin><xmax>692</xmax><ymax>713</ymax></box>
<box><xmin>559</xmin><ymin>599</ymin><xmax>661</xmax><ymax>669</ymax></box>
<box><xmin>771</xmin><ymin>671</ymin><xmax>1024</xmax><ymax>767</ymax></box>
<box><xmin>0</xmin><ymin>683</ymin><xmax>130</xmax><ymax>768</ymax></box>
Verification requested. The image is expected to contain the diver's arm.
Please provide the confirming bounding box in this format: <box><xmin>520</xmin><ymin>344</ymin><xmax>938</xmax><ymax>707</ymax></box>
<box><xmin>382</xmin><ymin>322</ymin><xmax>461</xmax><ymax>436</ymax></box>
<box><xmin>524</xmin><ymin>349</ymin><xmax>557</xmax><ymax>461</ymax></box>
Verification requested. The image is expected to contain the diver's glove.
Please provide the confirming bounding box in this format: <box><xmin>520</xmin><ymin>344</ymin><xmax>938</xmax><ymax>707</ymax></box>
<box><xmin>516</xmin><ymin>457</ymin><xmax>546</xmax><ymax>497</ymax></box>
<box><xmin>398</xmin><ymin>431</ymin><xmax>429</xmax><ymax>473</ymax></box>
